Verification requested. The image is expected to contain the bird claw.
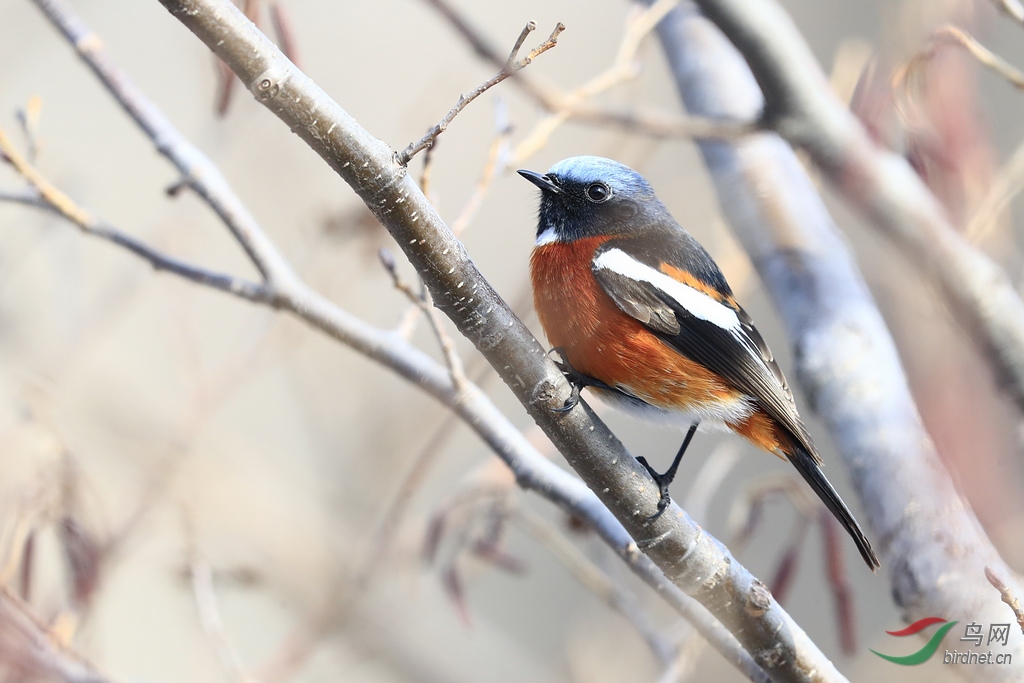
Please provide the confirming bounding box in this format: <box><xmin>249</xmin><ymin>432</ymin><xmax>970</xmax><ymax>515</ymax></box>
<box><xmin>548</xmin><ymin>347</ymin><xmax>591</xmax><ymax>414</ymax></box>
<box><xmin>553</xmin><ymin>383</ymin><xmax>581</xmax><ymax>413</ymax></box>
<box><xmin>636</xmin><ymin>456</ymin><xmax>673</xmax><ymax>521</ymax></box>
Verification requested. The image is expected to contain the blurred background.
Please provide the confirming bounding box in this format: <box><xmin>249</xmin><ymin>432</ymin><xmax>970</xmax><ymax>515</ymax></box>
<box><xmin>1</xmin><ymin>0</ymin><xmax>1023</xmax><ymax>680</ymax></box>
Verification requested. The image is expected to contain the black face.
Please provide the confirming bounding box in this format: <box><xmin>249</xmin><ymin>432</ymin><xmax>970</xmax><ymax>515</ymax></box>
<box><xmin>518</xmin><ymin>168</ymin><xmax>648</xmax><ymax>242</ymax></box>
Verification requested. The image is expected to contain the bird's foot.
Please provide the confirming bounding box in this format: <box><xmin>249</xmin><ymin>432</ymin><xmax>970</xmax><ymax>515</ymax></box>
<box><xmin>548</xmin><ymin>347</ymin><xmax>602</xmax><ymax>413</ymax></box>
<box><xmin>636</xmin><ymin>456</ymin><xmax>673</xmax><ymax>521</ymax></box>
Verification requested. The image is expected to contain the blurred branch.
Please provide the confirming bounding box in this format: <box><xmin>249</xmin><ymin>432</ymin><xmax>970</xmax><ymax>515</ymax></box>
<box><xmin>0</xmin><ymin>129</ymin><xmax>273</xmax><ymax>303</ymax></box>
<box><xmin>657</xmin><ymin>2</ymin><xmax>1024</xmax><ymax>675</ymax></box>
<box><xmin>379</xmin><ymin>248</ymin><xmax>467</xmax><ymax>391</ymax></box>
<box><xmin>991</xmin><ymin>0</ymin><xmax>1024</xmax><ymax>26</ymax></box>
<box><xmin>29</xmin><ymin>0</ymin><xmax>298</xmax><ymax>287</ymax></box>
<box><xmin>985</xmin><ymin>566</ymin><xmax>1024</xmax><ymax>637</ymax></box>
<box><xmin>19</xmin><ymin>0</ymin><xmax>804</xmax><ymax>680</ymax></box>
<box><xmin>422</xmin><ymin>0</ymin><xmax>756</xmax><ymax>146</ymax></box>
<box><xmin>896</xmin><ymin>25</ymin><xmax>1024</xmax><ymax>91</ymax></box>
<box><xmin>515</xmin><ymin>505</ymin><xmax>677</xmax><ymax>666</ymax></box>
<box><xmin>397</xmin><ymin>20</ymin><xmax>564</xmax><ymax>164</ymax></box>
<box><xmin>689</xmin><ymin>0</ymin><xmax>1024</xmax><ymax>416</ymax></box>
<box><xmin>0</xmin><ymin>587</ymin><xmax>114</xmax><ymax>683</ymax></box>
<box><xmin>189</xmin><ymin>549</ymin><xmax>252</xmax><ymax>683</ymax></box>
<box><xmin>966</xmin><ymin>135</ymin><xmax>1024</xmax><ymax>242</ymax></box>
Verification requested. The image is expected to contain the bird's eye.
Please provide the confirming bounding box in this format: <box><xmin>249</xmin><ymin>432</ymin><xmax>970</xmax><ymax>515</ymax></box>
<box><xmin>586</xmin><ymin>183</ymin><xmax>611</xmax><ymax>203</ymax></box>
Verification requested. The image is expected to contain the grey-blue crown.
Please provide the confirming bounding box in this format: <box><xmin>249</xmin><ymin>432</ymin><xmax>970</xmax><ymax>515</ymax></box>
<box><xmin>547</xmin><ymin>156</ymin><xmax>654</xmax><ymax>197</ymax></box>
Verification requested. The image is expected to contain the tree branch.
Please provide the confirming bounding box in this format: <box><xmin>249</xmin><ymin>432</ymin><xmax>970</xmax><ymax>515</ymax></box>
<box><xmin>656</xmin><ymin>3</ymin><xmax>1024</xmax><ymax>676</ymax></box>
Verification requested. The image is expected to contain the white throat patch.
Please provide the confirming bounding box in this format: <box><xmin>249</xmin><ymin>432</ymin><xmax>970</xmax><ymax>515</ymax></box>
<box><xmin>535</xmin><ymin>226</ymin><xmax>560</xmax><ymax>246</ymax></box>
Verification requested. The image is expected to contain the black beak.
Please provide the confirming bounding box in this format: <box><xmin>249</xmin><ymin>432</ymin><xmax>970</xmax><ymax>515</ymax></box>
<box><xmin>517</xmin><ymin>169</ymin><xmax>561</xmax><ymax>194</ymax></box>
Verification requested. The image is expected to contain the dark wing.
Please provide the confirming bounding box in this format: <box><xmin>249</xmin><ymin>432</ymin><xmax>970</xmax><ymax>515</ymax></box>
<box><xmin>592</xmin><ymin>244</ymin><xmax>819</xmax><ymax>463</ymax></box>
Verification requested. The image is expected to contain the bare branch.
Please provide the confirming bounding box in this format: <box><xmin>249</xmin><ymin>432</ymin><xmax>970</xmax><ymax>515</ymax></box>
<box><xmin>986</xmin><ymin>566</ymin><xmax>1024</xmax><ymax>637</ymax></box>
<box><xmin>515</xmin><ymin>505</ymin><xmax>677</xmax><ymax>665</ymax></box>
<box><xmin>30</xmin><ymin>0</ymin><xmax>298</xmax><ymax>287</ymax></box>
<box><xmin>422</xmin><ymin>0</ymin><xmax>753</xmax><ymax>144</ymax></box>
<box><xmin>0</xmin><ymin>129</ymin><xmax>273</xmax><ymax>303</ymax></box>
<box><xmin>0</xmin><ymin>586</ymin><xmax>114</xmax><ymax>683</ymax></box>
<box><xmin>398</xmin><ymin>21</ymin><xmax>564</xmax><ymax>164</ymax></box>
<box><xmin>380</xmin><ymin>248</ymin><xmax>467</xmax><ymax>392</ymax></box>
<box><xmin>189</xmin><ymin>553</ymin><xmax>252</xmax><ymax>683</ymax></box>
<box><xmin>895</xmin><ymin>25</ymin><xmax>1024</xmax><ymax>91</ymax></box>
<box><xmin>990</xmin><ymin>0</ymin><xmax>1024</xmax><ymax>26</ymax></box>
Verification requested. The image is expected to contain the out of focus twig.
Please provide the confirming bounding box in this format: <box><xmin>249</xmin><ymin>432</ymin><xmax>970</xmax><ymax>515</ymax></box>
<box><xmin>380</xmin><ymin>248</ymin><xmax>467</xmax><ymax>392</ymax></box>
<box><xmin>985</xmin><ymin>566</ymin><xmax>1024</xmax><ymax>636</ymax></box>
<box><xmin>0</xmin><ymin>586</ymin><xmax>114</xmax><ymax>683</ymax></box>
<box><xmin>990</xmin><ymin>0</ymin><xmax>1024</xmax><ymax>26</ymax></box>
<box><xmin>422</xmin><ymin>0</ymin><xmax>755</xmax><ymax>146</ymax></box>
<box><xmin>516</xmin><ymin>505</ymin><xmax>677</xmax><ymax>665</ymax></box>
<box><xmin>895</xmin><ymin>25</ymin><xmax>1024</xmax><ymax>91</ymax></box>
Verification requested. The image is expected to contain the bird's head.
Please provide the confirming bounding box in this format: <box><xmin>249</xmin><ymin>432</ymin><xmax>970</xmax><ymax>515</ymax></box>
<box><xmin>518</xmin><ymin>156</ymin><xmax>662</xmax><ymax>244</ymax></box>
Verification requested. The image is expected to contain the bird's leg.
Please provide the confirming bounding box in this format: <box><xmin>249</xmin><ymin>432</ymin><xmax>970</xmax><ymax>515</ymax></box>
<box><xmin>637</xmin><ymin>422</ymin><xmax>699</xmax><ymax>520</ymax></box>
<box><xmin>548</xmin><ymin>347</ymin><xmax>615</xmax><ymax>413</ymax></box>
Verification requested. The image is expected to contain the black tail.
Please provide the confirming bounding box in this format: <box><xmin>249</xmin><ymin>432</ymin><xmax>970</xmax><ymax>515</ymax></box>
<box><xmin>786</xmin><ymin>443</ymin><xmax>880</xmax><ymax>570</ymax></box>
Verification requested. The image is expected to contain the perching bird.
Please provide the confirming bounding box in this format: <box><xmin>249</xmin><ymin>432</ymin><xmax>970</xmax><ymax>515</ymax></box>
<box><xmin>520</xmin><ymin>156</ymin><xmax>879</xmax><ymax>570</ymax></box>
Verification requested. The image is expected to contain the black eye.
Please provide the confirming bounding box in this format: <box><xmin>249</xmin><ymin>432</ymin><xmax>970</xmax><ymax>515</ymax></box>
<box><xmin>586</xmin><ymin>183</ymin><xmax>610</xmax><ymax>202</ymax></box>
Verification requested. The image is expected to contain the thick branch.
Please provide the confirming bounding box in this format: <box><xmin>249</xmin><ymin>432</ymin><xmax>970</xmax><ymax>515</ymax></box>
<box><xmin>689</xmin><ymin>0</ymin><xmax>1024</xmax><ymax>415</ymax></box>
<box><xmin>151</xmin><ymin>0</ymin><xmax>844</xmax><ymax>679</ymax></box>
<box><xmin>656</xmin><ymin>3</ymin><xmax>1024</xmax><ymax>677</ymax></box>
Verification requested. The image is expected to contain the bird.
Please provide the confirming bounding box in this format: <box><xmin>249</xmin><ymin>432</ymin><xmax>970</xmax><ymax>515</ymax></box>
<box><xmin>519</xmin><ymin>155</ymin><xmax>879</xmax><ymax>570</ymax></box>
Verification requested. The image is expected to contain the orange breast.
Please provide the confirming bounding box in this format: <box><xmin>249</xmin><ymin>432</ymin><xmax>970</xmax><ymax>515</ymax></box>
<box><xmin>530</xmin><ymin>238</ymin><xmax>737</xmax><ymax>412</ymax></box>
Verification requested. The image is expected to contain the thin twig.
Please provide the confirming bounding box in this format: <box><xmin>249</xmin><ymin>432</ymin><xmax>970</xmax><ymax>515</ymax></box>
<box><xmin>0</xmin><ymin>586</ymin><xmax>114</xmax><ymax>683</ymax></box>
<box><xmin>515</xmin><ymin>505</ymin><xmax>677</xmax><ymax>665</ymax></box>
<box><xmin>965</xmin><ymin>135</ymin><xmax>1024</xmax><ymax>242</ymax></box>
<box><xmin>421</xmin><ymin>0</ymin><xmax>752</xmax><ymax>143</ymax></box>
<box><xmin>268</xmin><ymin>1</ymin><xmax>299</xmax><ymax>66</ymax></box>
<box><xmin>379</xmin><ymin>249</ymin><xmax>467</xmax><ymax>392</ymax></box>
<box><xmin>985</xmin><ymin>566</ymin><xmax>1024</xmax><ymax>636</ymax></box>
<box><xmin>187</xmin><ymin>538</ymin><xmax>253</xmax><ymax>683</ymax></box>
<box><xmin>450</xmin><ymin>98</ymin><xmax>512</xmax><ymax>236</ymax></box>
<box><xmin>0</xmin><ymin>129</ymin><xmax>273</xmax><ymax>303</ymax></box>
<box><xmin>30</xmin><ymin>0</ymin><xmax>299</xmax><ymax>287</ymax></box>
<box><xmin>894</xmin><ymin>25</ymin><xmax>1024</xmax><ymax>92</ymax></box>
<box><xmin>398</xmin><ymin>21</ymin><xmax>564</xmax><ymax>164</ymax></box>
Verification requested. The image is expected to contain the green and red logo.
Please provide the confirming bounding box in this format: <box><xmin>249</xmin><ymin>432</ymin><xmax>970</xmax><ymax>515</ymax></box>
<box><xmin>871</xmin><ymin>617</ymin><xmax>959</xmax><ymax>665</ymax></box>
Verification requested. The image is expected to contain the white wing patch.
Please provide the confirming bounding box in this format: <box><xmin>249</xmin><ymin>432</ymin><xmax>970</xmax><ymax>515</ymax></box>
<box><xmin>593</xmin><ymin>248</ymin><xmax>741</xmax><ymax>331</ymax></box>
